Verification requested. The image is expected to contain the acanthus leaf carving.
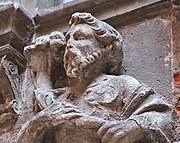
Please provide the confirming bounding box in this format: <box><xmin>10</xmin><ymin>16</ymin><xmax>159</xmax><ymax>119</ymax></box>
<box><xmin>2</xmin><ymin>56</ymin><xmax>23</xmax><ymax>114</ymax></box>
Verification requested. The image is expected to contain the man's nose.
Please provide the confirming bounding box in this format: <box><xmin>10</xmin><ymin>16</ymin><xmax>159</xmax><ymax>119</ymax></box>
<box><xmin>66</xmin><ymin>49</ymin><xmax>77</xmax><ymax>57</ymax></box>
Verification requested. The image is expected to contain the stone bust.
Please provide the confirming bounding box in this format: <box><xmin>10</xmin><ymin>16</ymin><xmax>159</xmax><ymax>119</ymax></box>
<box><xmin>17</xmin><ymin>12</ymin><xmax>172</xmax><ymax>143</ymax></box>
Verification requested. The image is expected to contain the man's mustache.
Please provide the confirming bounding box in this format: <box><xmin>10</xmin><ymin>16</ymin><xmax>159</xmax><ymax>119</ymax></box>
<box><xmin>64</xmin><ymin>51</ymin><xmax>101</xmax><ymax>78</ymax></box>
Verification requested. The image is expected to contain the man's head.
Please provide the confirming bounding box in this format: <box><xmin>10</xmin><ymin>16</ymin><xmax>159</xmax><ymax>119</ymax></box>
<box><xmin>64</xmin><ymin>12</ymin><xmax>123</xmax><ymax>78</ymax></box>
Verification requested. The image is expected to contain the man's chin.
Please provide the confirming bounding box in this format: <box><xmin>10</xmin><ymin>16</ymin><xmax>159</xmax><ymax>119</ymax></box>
<box><xmin>67</xmin><ymin>74</ymin><xmax>78</xmax><ymax>78</ymax></box>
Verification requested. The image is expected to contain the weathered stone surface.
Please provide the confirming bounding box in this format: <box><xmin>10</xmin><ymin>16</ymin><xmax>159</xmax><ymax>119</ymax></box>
<box><xmin>0</xmin><ymin>1</ymin><xmax>179</xmax><ymax>143</ymax></box>
<box><xmin>24</xmin><ymin>31</ymin><xmax>66</xmax><ymax>109</ymax></box>
<box><xmin>120</xmin><ymin>18</ymin><xmax>172</xmax><ymax>101</ymax></box>
<box><xmin>34</xmin><ymin>0</ymin><xmax>172</xmax><ymax>37</ymax></box>
<box><xmin>15</xmin><ymin>12</ymin><xmax>173</xmax><ymax>143</ymax></box>
<box><xmin>172</xmin><ymin>10</ymin><xmax>180</xmax><ymax>142</ymax></box>
<box><xmin>0</xmin><ymin>0</ymin><xmax>75</xmax><ymax>16</ymax></box>
<box><xmin>0</xmin><ymin>3</ymin><xmax>34</xmax><ymax>53</ymax></box>
<box><xmin>0</xmin><ymin>5</ymin><xmax>35</xmax><ymax>143</ymax></box>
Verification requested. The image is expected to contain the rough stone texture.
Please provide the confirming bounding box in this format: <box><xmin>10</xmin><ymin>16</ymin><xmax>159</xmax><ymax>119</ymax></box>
<box><xmin>0</xmin><ymin>4</ymin><xmax>35</xmax><ymax>143</ymax></box>
<box><xmin>0</xmin><ymin>3</ymin><xmax>34</xmax><ymax>53</ymax></box>
<box><xmin>24</xmin><ymin>31</ymin><xmax>66</xmax><ymax>109</ymax></box>
<box><xmin>172</xmin><ymin>11</ymin><xmax>180</xmax><ymax>107</ymax></box>
<box><xmin>119</xmin><ymin>18</ymin><xmax>172</xmax><ymax>102</ymax></box>
<box><xmin>0</xmin><ymin>0</ymin><xmax>68</xmax><ymax>16</ymax></box>
<box><xmin>15</xmin><ymin>12</ymin><xmax>173</xmax><ymax>143</ymax></box>
<box><xmin>0</xmin><ymin>1</ymin><xmax>179</xmax><ymax>143</ymax></box>
<box><xmin>34</xmin><ymin>0</ymin><xmax>169</xmax><ymax>37</ymax></box>
<box><xmin>172</xmin><ymin>10</ymin><xmax>180</xmax><ymax>142</ymax></box>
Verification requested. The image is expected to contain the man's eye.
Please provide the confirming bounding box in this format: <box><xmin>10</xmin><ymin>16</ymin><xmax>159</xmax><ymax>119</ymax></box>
<box><xmin>78</xmin><ymin>36</ymin><xmax>84</xmax><ymax>40</ymax></box>
<box><xmin>74</xmin><ymin>35</ymin><xmax>84</xmax><ymax>40</ymax></box>
<box><xmin>74</xmin><ymin>32</ymin><xmax>86</xmax><ymax>40</ymax></box>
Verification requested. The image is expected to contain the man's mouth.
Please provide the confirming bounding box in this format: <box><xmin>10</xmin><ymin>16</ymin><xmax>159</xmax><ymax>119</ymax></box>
<box><xmin>64</xmin><ymin>49</ymin><xmax>102</xmax><ymax>78</ymax></box>
<box><xmin>65</xmin><ymin>55</ymin><xmax>88</xmax><ymax>78</ymax></box>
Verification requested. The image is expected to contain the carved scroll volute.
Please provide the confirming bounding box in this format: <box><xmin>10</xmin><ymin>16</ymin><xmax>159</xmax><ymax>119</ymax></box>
<box><xmin>24</xmin><ymin>31</ymin><xmax>66</xmax><ymax>109</ymax></box>
<box><xmin>0</xmin><ymin>44</ymin><xmax>34</xmax><ymax>116</ymax></box>
<box><xmin>0</xmin><ymin>57</ymin><xmax>15</xmax><ymax>110</ymax></box>
<box><xmin>0</xmin><ymin>47</ymin><xmax>26</xmax><ymax>133</ymax></box>
<box><xmin>1</xmin><ymin>57</ymin><xmax>22</xmax><ymax>113</ymax></box>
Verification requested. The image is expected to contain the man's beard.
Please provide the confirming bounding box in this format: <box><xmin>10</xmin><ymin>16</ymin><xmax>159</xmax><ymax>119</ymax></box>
<box><xmin>64</xmin><ymin>50</ymin><xmax>102</xmax><ymax>78</ymax></box>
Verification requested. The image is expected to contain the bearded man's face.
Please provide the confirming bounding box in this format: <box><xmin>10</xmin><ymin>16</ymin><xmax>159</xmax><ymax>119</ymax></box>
<box><xmin>64</xmin><ymin>24</ymin><xmax>102</xmax><ymax>78</ymax></box>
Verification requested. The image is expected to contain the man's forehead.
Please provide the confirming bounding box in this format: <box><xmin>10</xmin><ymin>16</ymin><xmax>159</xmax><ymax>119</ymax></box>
<box><xmin>68</xmin><ymin>24</ymin><xmax>92</xmax><ymax>34</ymax></box>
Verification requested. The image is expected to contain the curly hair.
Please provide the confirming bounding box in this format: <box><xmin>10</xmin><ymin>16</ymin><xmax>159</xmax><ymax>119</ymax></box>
<box><xmin>69</xmin><ymin>12</ymin><xmax>123</xmax><ymax>75</ymax></box>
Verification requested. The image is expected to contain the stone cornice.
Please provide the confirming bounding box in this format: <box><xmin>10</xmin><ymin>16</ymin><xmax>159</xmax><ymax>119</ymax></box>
<box><xmin>0</xmin><ymin>1</ymin><xmax>179</xmax><ymax>46</ymax></box>
<box><xmin>0</xmin><ymin>3</ymin><xmax>35</xmax><ymax>53</ymax></box>
<box><xmin>34</xmin><ymin>0</ymin><xmax>174</xmax><ymax>36</ymax></box>
<box><xmin>34</xmin><ymin>0</ymin><xmax>112</xmax><ymax>24</ymax></box>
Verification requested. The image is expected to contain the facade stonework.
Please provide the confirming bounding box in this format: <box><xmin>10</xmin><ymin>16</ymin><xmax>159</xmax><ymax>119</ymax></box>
<box><xmin>0</xmin><ymin>0</ymin><xmax>179</xmax><ymax>143</ymax></box>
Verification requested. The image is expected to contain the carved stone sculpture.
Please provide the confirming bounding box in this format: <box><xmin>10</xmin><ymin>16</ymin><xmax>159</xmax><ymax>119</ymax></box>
<box><xmin>16</xmin><ymin>12</ymin><xmax>172</xmax><ymax>143</ymax></box>
<box><xmin>24</xmin><ymin>31</ymin><xmax>66</xmax><ymax>110</ymax></box>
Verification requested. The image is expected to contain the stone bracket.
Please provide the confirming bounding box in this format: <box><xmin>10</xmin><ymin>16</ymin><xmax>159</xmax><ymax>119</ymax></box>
<box><xmin>0</xmin><ymin>44</ymin><xmax>26</xmax><ymax>114</ymax></box>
